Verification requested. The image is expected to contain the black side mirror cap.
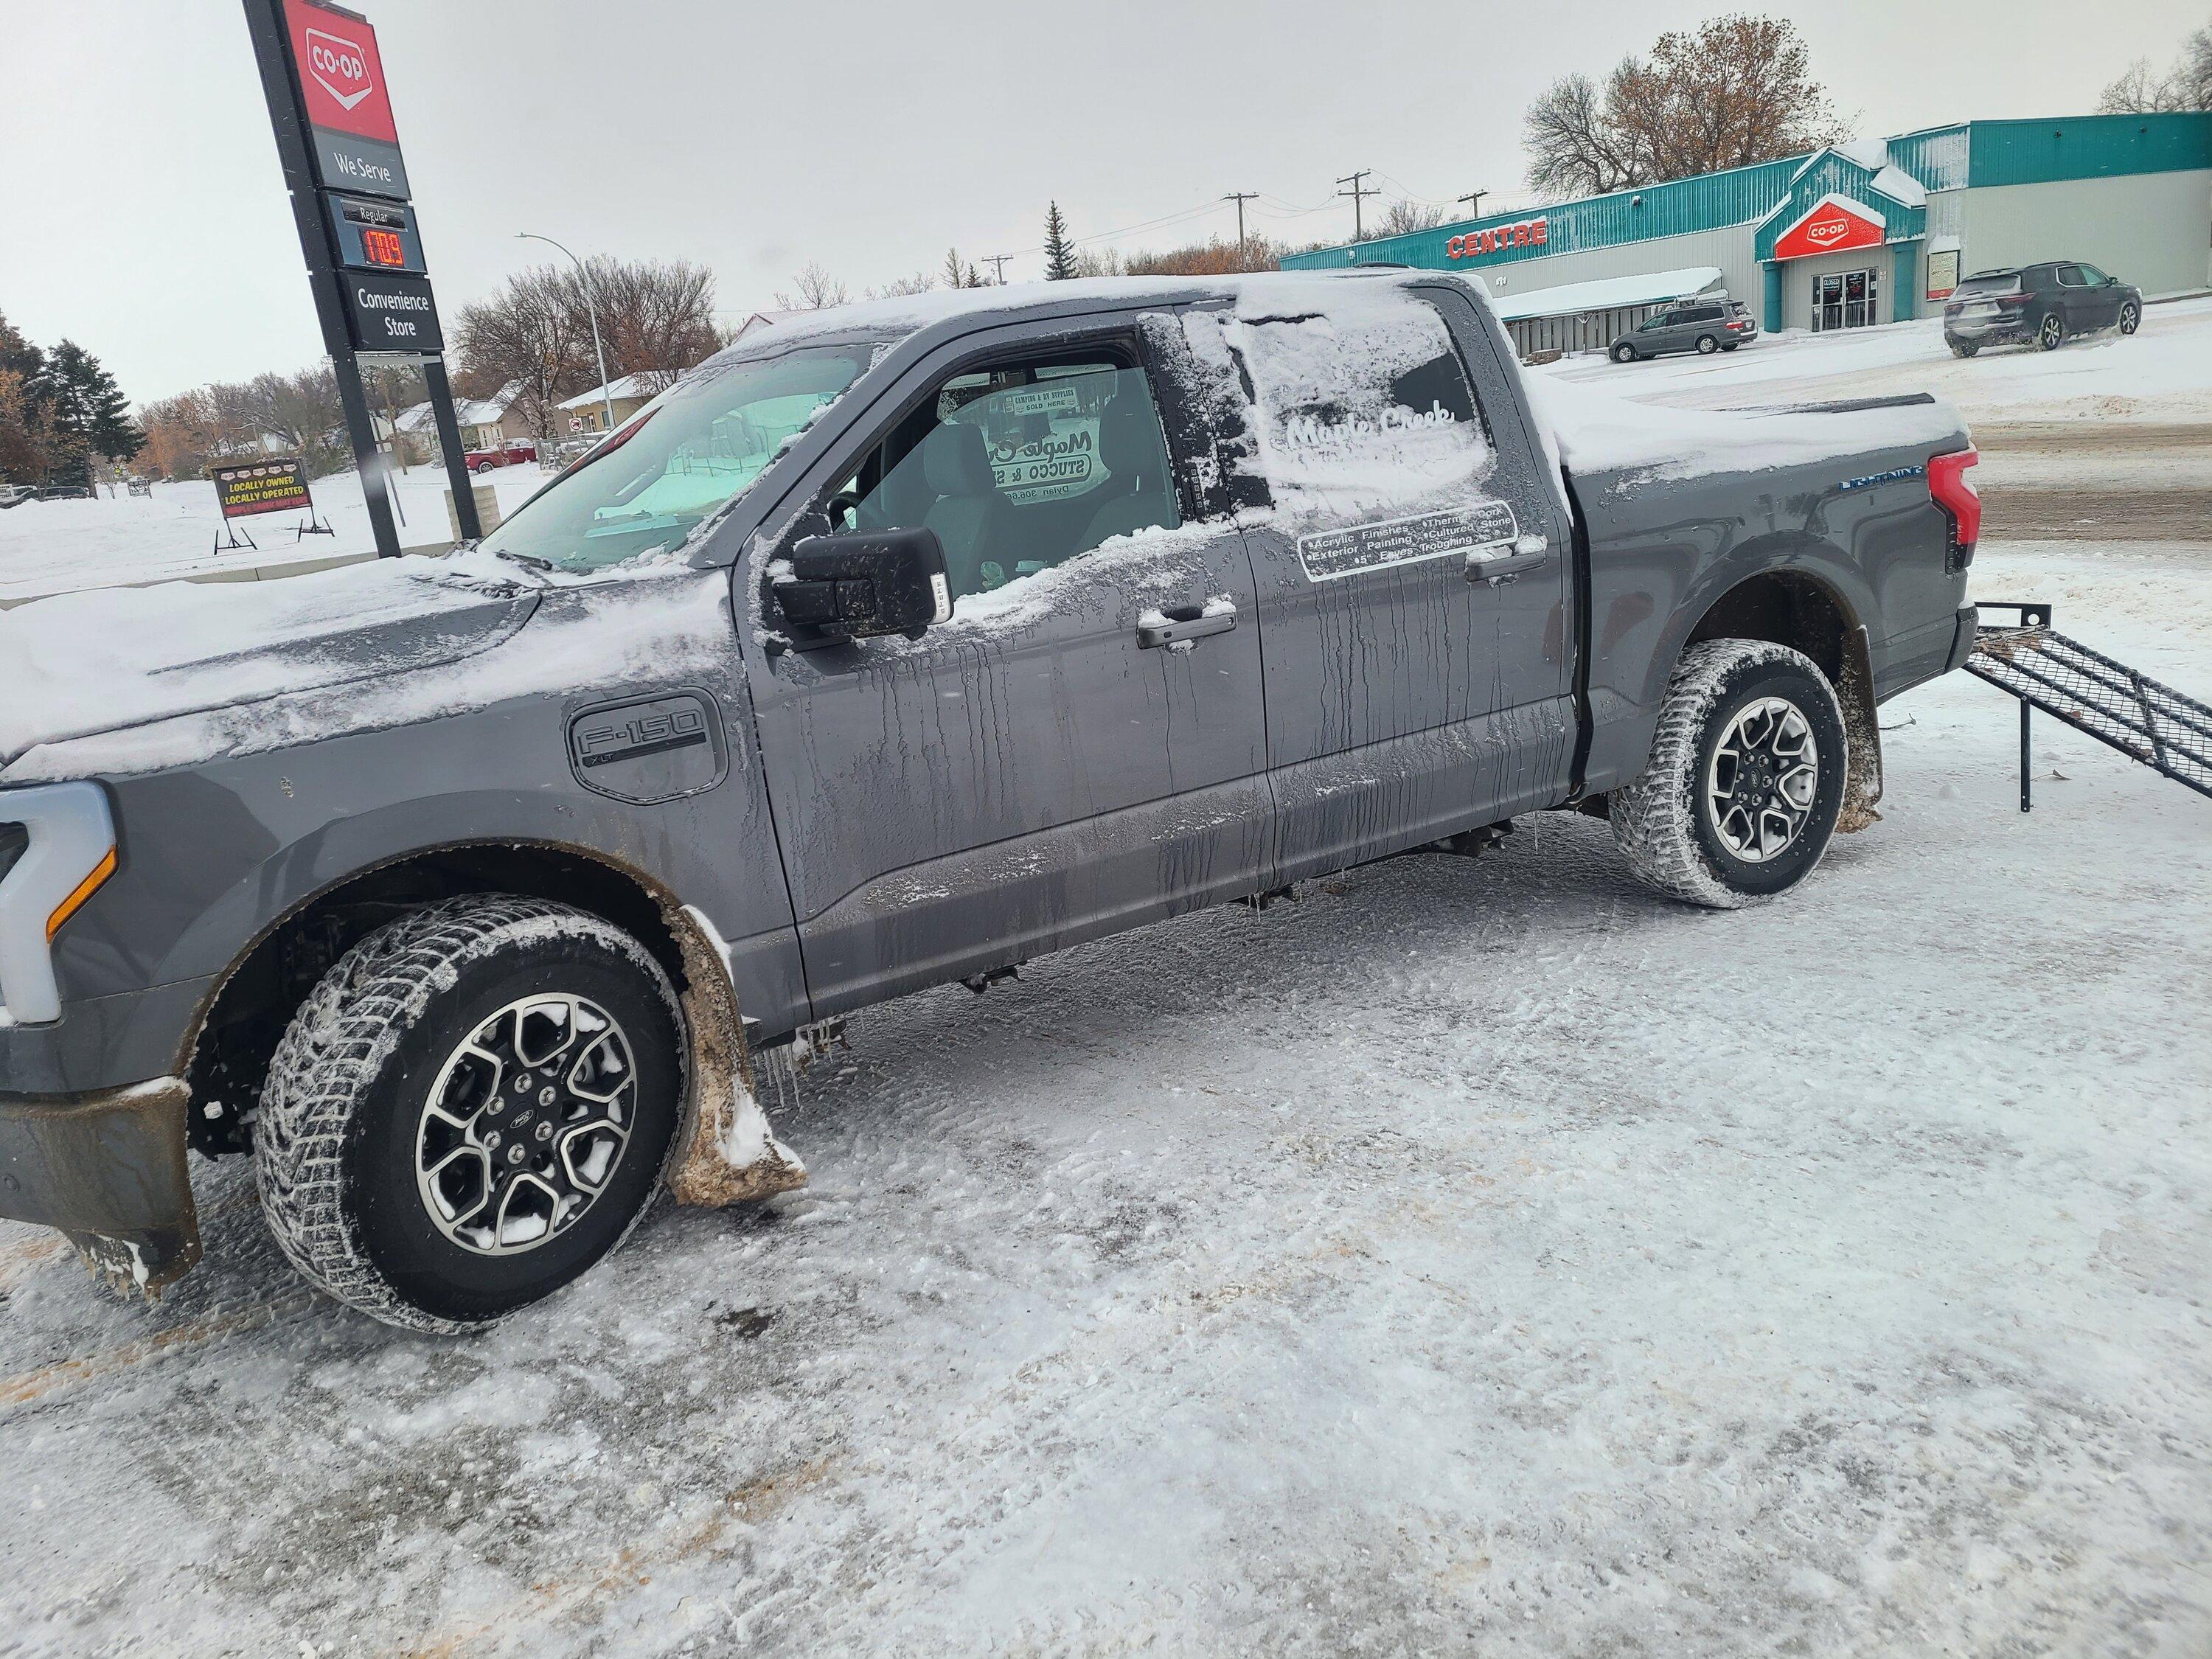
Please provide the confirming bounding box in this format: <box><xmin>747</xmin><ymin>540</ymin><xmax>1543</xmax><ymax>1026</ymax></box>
<box><xmin>773</xmin><ymin>526</ymin><xmax>952</xmax><ymax>649</ymax></box>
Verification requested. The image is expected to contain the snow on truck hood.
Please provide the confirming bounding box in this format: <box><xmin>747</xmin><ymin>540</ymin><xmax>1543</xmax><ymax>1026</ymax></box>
<box><xmin>0</xmin><ymin>552</ymin><xmax>540</xmax><ymax>769</ymax></box>
<box><xmin>0</xmin><ymin>557</ymin><xmax>734</xmax><ymax>783</ymax></box>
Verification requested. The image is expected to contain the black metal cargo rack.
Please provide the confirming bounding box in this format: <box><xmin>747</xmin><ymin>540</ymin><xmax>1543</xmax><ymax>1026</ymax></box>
<box><xmin>1968</xmin><ymin>602</ymin><xmax>2212</xmax><ymax>811</ymax></box>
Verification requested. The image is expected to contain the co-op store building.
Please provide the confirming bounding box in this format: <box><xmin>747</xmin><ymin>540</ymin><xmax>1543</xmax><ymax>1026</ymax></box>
<box><xmin>1286</xmin><ymin>113</ymin><xmax>2212</xmax><ymax>353</ymax></box>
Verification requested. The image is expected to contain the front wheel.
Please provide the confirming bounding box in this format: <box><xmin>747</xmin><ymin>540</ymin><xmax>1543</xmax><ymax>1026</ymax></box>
<box><xmin>2037</xmin><ymin>313</ymin><xmax>2065</xmax><ymax>351</ymax></box>
<box><xmin>255</xmin><ymin>895</ymin><xmax>685</xmax><ymax>1333</ymax></box>
<box><xmin>473</xmin><ymin>460</ymin><xmax>494</xmax><ymax>474</ymax></box>
<box><xmin>2118</xmin><ymin>300</ymin><xmax>2140</xmax><ymax>335</ymax></box>
<box><xmin>1613</xmin><ymin>343</ymin><xmax>1638</xmax><ymax>364</ymax></box>
<box><xmin>1610</xmin><ymin>641</ymin><xmax>1848</xmax><ymax>909</ymax></box>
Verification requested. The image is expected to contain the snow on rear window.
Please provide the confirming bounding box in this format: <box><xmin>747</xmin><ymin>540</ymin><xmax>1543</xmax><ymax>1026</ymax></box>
<box><xmin>1181</xmin><ymin>282</ymin><xmax>1495</xmax><ymax>525</ymax></box>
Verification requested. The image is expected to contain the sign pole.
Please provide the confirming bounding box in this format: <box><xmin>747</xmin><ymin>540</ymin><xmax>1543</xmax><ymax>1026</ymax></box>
<box><xmin>423</xmin><ymin>359</ymin><xmax>481</xmax><ymax>540</ymax></box>
<box><xmin>241</xmin><ymin>0</ymin><xmax>400</xmax><ymax>558</ymax></box>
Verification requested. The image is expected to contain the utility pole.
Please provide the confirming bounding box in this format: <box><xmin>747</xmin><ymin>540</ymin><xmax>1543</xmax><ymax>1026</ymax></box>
<box><xmin>1337</xmin><ymin>170</ymin><xmax>1379</xmax><ymax>242</ymax></box>
<box><xmin>984</xmin><ymin>254</ymin><xmax>1011</xmax><ymax>284</ymax></box>
<box><xmin>1458</xmin><ymin>189</ymin><xmax>1489</xmax><ymax>220</ymax></box>
<box><xmin>1223</xmin><ymin>191</ymin><xmax>1259</xmax><ymax>248</ymax></box>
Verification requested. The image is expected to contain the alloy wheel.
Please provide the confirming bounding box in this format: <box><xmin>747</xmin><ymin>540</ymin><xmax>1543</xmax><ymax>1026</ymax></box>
<box><xmin>1705</xmin><ymin>697</ymin><xmax>1819</xmax><ymax>863</ymax></box>
<box><xmin>2119</xmin><ymin>302</ymin><xmax>2140</xmax><ymax>335</ymax></box>
<box><xmin>2039</xmin><ymin>315</ymin><xmax>2063</xmax><ymax>350</ymax></box>
<box><xmin>414</xmin><ymin>993</ymin><xmax>639</xmax><ymax>1256</ymax></box>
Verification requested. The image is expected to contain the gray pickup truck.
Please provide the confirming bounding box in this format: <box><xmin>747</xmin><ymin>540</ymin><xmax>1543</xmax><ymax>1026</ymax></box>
<box><xmin>0</xmin><ymin>272</ymin><xmax>1982</xmax><ymax>1332</ymax></box>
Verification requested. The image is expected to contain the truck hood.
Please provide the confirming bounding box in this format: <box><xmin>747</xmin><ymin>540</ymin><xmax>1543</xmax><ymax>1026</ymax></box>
<box><xmin>0</xmin><ymin>553</ymin><xmax>540</xmax><ymax>768</ymax></box>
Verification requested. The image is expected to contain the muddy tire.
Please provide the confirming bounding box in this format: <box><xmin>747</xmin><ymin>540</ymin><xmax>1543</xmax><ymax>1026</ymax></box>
<box><xmin>254</xmin><ymin>895</ymin><xmax>684</xmax><ymax>1334</ymax></box>
<box><xmin>1609</xmin><ymin>641</ymin><xmax>1848</xmax><ymax>910</ymax></box>
<box><xmin>1948</xmin><ymin>335</ymin><xmax>1979</xmax><ymax>358</ymax></box>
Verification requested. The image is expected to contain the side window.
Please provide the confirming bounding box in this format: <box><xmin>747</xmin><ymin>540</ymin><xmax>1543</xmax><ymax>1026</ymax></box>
<box><xmin>837</xmin><ymin>355</ymin><xmax>1181</xmax><ymax>601</ymax></box>
<box><xmin>2058</xmin><ymin>264</ymin><xmax>2087</xmax><ymax>287</ymax></box>
<box><xmin>2078</xmin><ymin>263</ymin><xmax>2109</xmax><ymax>285</ymax></box>
<box><xmin>1226</xmin><ymin>288</ymin><xmax>1489</xmax><ymax>526</ymax></box>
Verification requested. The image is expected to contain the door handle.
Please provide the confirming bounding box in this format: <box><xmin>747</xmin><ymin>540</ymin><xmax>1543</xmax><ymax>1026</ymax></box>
<box><xmin>1467</xmin><ymin>534</ymin><xmax>1551</xmax><ymax>588</ymax></box>
<box><xmin>1138</xmin><ymin>606</ymin><xmax>1237</xmax><ymax>649</ymax></box>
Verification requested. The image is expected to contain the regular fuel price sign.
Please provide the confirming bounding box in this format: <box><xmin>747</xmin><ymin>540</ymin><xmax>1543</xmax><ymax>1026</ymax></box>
<box><xmin>284</xmin><ymin>0</ymin><xmax>410</xmax><ymax>200</ymax></box>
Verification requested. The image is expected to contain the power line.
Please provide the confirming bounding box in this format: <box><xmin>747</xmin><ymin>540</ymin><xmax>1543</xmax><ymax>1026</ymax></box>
<box><xmin>983</xmin><ymin>254</ymin><xmax>1010</xmax><ymax>283</ymax></box>
<box><xmin>1458</xmin><ymin>189</ymin><xmax>1489</xmax><ymax>220</ymax></box>
<box><xmin>1336</xmin><ymin>169</ymin><xmax>1380</xmax><ymax>242</ymax></box>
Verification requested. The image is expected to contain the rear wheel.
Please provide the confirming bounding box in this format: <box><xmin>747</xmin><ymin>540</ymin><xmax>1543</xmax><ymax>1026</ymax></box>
<box><xmin>1613</xmin><ymin>342</ymin><xmax>1638</xmax><ymax>364</ymax></box>
<box><xmin>2037</xmin><ymin>313</ymin><xmax>2065</xmax><ymax>351</ymax></box>
<box><xmin>255</xmin><ymin>895</ymin><xmax>684</xmax><ymax>1333</ymax></box>
<box><xmin>2118</xmin><ymin>300</ymin><xmax>2140</xmax><ymax>335</ymax></box>
<box><xmin>473</xmin><ymin>460</ymin><xmax>494</xmax><ymax>473</ymax></box>
<box><xmin>1695</xmin><ymin>333</ymin><xmax>1720</xmax><ymax>355</ymax></box>
<box><xmin>1947</xmin><ymin>335</ymin><xmax>1980</xmax><ymax>358</ymax></box>
<box><xmin>1610</xmin><ymin>641</ymin><xmax>1847</xmax><ymax>909</ymax></box>
<box><xmin>1721</xmin><ymin>341</ymin><xmax>1740</xmax><ymax>352</ymax></box>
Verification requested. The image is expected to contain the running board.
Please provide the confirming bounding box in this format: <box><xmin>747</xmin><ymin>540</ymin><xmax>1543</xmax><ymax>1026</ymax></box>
<box><xmin>1967</xmin><ymin>602</ymin><xmax>2212</xmax><ymax>811</ymax></box>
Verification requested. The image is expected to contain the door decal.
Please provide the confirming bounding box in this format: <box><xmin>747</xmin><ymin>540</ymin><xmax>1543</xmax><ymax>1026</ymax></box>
<box><xmin>1295</xmin><ymin>500</ymin><xmax>1518</xmax><ymax>582</ymax></box>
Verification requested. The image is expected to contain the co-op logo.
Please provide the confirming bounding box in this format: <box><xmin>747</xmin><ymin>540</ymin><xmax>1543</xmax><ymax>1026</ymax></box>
<box><xmin>304</xmin><ymin>27</ymin><xmax>375</xmax><ymax>110</ymax></box>
<box><xmin>1804</xmin><ymin>215</ymin><xmax>1852</xmax><ymax>248</ymax></box>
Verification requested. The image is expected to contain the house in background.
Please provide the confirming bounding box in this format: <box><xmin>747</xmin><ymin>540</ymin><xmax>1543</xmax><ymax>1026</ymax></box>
<box><xmin>376</xmin><ymin>380</ymin><xmax>535</xmax><ymax>460</ymax></box>
<box><xmin>557</xmin><ymin>373</ymin><xmax>663</xmax><ymax>435</ymax></box>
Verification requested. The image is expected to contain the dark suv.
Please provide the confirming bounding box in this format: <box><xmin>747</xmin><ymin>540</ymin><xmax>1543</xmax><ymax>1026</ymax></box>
<box><xmin>1944</xmin><ymin>262</ymin><xmax>2142</xmax><ymax>357</ymax></box>
<box><xmin>1610</xmin><ymin>299</ymin><xmax>1757</xmax><ymax>362</ymax></box>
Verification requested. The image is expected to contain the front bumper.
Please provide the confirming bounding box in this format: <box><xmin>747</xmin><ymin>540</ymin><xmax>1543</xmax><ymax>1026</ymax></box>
<box><xmin>0</xmin><ymin>1079</ymin><xmax>200</xmax><ymax>1293</ymax></box>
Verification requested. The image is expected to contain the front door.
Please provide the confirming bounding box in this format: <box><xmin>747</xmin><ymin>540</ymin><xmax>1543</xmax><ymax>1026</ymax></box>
<box><xmin>741</xmin><ymin>319</ymin><xmax>1270</xmax><ymax>1016</ymax></box>
<box><xmin>1176</xmin><ymin>279</ymin><xmax>1577</xmax><ymax>885</ymax></box>
<box><xmin>1813</xmin><ymin>268</ymin><xmax>1880</xmax><ymax>332</ymax></box>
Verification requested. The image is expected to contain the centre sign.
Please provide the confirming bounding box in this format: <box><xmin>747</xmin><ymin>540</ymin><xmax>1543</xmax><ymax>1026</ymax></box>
<box><xmin>1447</xmin><ymin>218</ymin><xmax>1548</xmax><ymax>260</ymax></box>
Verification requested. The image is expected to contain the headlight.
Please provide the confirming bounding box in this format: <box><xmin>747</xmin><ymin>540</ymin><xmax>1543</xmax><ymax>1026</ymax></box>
<box><xmin>0</xmin><ymin>782</ymin><xmax>117</xmax><ymax>1025</ymax></box>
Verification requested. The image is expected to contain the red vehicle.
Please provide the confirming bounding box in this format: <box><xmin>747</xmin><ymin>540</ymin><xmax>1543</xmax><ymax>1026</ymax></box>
<box><xmin>463</xmin><ymin>440</ymin><xmax>538</xmax><ymax>474</ymax></box>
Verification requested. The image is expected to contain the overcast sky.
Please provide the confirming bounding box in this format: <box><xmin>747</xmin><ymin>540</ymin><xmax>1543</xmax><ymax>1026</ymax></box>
<box><xmin>3</xmin><ymin>0</ymin><xmax>2204</xmax><ymax>403</ymax></box>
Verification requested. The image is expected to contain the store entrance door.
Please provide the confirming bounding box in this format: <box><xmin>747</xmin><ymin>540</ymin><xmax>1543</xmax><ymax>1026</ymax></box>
<box><xmin>1812</xmin><ymin>268</ymin><xmax>1879</xmax><ymax>332</ymax></box>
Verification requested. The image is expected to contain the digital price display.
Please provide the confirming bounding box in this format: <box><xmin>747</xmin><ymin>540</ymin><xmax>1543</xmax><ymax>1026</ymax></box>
<box><xmin>326</xmin><ymin>193</ymin><xmax>425</xmax><ymax>274</ymax></box>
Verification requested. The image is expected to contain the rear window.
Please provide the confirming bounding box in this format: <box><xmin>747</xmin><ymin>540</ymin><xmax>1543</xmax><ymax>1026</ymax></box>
<box><xmin>1952</xmin><ymin>274</ymin><xmax>2021</xmax><ymax>299</ymax></box>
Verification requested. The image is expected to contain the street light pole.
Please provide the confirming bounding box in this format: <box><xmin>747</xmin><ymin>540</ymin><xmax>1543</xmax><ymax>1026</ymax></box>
<box><xmin>517</xmin><ymin>232</ymin><xmax>616</xmax><ymax>431</ymax></box>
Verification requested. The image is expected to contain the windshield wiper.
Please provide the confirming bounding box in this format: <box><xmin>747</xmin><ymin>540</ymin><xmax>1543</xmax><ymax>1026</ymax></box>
<box><xmin>493</xmin><ymin>549</ymin><xmax>554</xmax><ymax>572</ymax></box>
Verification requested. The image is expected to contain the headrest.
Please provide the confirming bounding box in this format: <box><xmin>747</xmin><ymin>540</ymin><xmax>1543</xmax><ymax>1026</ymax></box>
<box><xmin>1096</xmin><ymin>394</ymin><xmax>1162</xmax><ymax>480</ymax></box>
<box><xmin>922</xmin><ymin>422</ymin><xmax>996</xmax><ymax>495</ymax></box>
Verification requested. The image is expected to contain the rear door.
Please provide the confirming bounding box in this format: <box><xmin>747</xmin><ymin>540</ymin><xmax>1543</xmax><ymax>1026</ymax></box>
<box><xmin>740</xmin><ymin>316</ymin><xmax>1270</xmax><ymax>1015</ymax></box>
<box><xmin>1176</xmin><ymin>277</ymin><xmax>1576</xmax><ymax>885</ymax></box>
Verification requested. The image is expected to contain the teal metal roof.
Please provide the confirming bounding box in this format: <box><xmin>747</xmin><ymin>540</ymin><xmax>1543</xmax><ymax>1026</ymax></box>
<box><xmin>1965</xmin><ymin>112</ymin><xmax>2212</xmax><ymax>188</ymax></box>
<box><xmin>1284</xmin><ymin>111</ymin><xmax>2211</xmax><ymax>275</ymax></box>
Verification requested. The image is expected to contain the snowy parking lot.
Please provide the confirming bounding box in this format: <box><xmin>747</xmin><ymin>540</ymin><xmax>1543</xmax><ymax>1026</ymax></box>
<box><xmin>3</xmin><ymin>305</ymin><xmax>2210</xmax><ymax>1655</ymax></box>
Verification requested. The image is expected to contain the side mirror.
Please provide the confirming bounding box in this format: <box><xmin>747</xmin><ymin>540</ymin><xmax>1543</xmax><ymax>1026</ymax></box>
<box><xmin>772</xmin><ymin>526</ymin><xmax>952</xmax><ymax>648</ymax></box>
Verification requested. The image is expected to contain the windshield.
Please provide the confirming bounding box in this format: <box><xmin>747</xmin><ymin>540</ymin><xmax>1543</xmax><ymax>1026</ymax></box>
<box><xmin>480</xmin><ymin>344</ymin><xmax>874</xmax><ymax>573</ymax></box>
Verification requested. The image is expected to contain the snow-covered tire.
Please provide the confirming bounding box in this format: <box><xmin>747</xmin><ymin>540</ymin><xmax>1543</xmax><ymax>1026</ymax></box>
<box><xmin>1948</xmin><ymin>336</ymin><xmax>1979</xmax><ymax>359</ymax></box>
<box><xmin>254</xmin><ymin>894</ymin><xmax>685</xmax><ymax>1335</ymax></box>
<box><xmin>1609</xmin><ymin>641</ymin><xmax>1848</xmax><ymax>910</ymax></box>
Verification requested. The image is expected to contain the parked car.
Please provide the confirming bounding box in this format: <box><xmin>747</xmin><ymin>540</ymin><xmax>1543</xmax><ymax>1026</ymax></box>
<box><xmin>0</xmin><ymin>484</ymin><xmax>34</xmax><ymax>509</ymax></box>
<box><xmin>1944</xmin><ymin>262</ymin><xmax>2142</xmax><ymax>357</ymax></box>
<box><xmin>1610</xmin><ymin>298</ymin><xmax>1758</xmax><ymax>362</ymax></box>
<box><xmin>0</xmin><ymin>272</ymin><xmax>1980</xmax><ymax>1332</ymax></box>
<box><xmin>464</xmin><ymin>439</ymin><xmax>539</xmax><ymax>473</ymax></box>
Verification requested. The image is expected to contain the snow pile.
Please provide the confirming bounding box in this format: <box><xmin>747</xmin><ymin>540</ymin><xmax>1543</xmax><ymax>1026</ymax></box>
<box><xmin>1526</xmin><ymin>373</ymin><xmax>1962</xmax><ymax>484</ymax></box>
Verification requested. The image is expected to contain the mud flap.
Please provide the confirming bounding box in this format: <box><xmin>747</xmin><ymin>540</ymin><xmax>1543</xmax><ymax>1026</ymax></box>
<box><xmin>1837</xmin><ymin>625</ymin><xmax>1885</xmax><ymax>833</ymax></box>
<box><xmin>0</xmin><ymin>1079</ymin><xmax>204</xmax><ymax>1298</ymax></box>
<box><xmin>661</xmin><ymin>903</ymin><xmax>807</xmax><ymax>1207</ymax></box>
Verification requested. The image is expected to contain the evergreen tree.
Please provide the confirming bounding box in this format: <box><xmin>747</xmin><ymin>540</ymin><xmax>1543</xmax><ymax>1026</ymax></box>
<box><xmin>1042</xmin><ymin>203</ymin><xmax>1077</xmax><ymax>282</ymax></box>
<box><xmin>0</xmin><ymin>310</ymin><xmax>46</xmax><ymax>484</ymax></box>
<box><xmin>32</xmin><ymin>340</ymin><xmax>142</xmax><ymax>465</ymax></box>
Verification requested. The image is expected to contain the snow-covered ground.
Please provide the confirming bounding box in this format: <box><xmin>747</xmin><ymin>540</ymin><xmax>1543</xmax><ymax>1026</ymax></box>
<box><xmin>0</xmin><ymin>464</ymin><xmax>550</xmax><ymax>605</ymax></box>
<box><xmin>1536</xmin><ymin>292</ymin><xmax>2212</xmax><ymax>425</ymax></box>
<box><xmin>1</xmin><ymin>537</ymin><xmax>2207</xmax><ymax>1656</ymax></box>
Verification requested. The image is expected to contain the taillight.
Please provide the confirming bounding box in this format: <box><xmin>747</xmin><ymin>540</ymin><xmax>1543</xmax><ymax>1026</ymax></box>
<box><xmin>1997</xmin><ymin>292</ymin><xmax>2031</xmax><ymax>305</ymax></box>
<box><xmin>1929</xmin><ymin>449</ymin><xmax>1980</xmax><ymax>570</ymax></box>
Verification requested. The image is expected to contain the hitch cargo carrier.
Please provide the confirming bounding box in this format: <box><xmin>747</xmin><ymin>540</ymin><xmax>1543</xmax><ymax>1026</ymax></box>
<box><xmin>1968</xmin><ymin>602</ymin><xmax>2212</xmax><ymax>810</ymax></box>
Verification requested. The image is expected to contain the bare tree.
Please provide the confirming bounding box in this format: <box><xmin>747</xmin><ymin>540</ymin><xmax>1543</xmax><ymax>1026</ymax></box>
<box><xmin>867</xmin><ymin>271</ymin><xmax>937</xmax><ymax>299</ymax></box>
<box><xmin>1524</xmin><ymin>16</ymin><xmax>1841</xmax><ymax>197</ymax></box>
<box><xmin>1377</xmin><ymin>199</ymin><xmax>1448</xmax><ymax>237</ymax></box>
<box><xmin>2098</xmin><ymin>22</ymin><xmax>2212</xmax><ymax>111</ymax></box>
<box><xmin>455</xmin><ymin>265</ymin><xmax>597</xmax><ymax>442</ymax></box>
<box><xmin>575</xmin><ymin>257</ymin><xmax>720</xmax><ymax>394</ymax></box>
<box><xmin>942</xmin><ymin>248</ymin><xmax>989</xmax><ymax>288</ymax></box>
<box><xmin>1123</xmin><ymin>234</ymin><xmax>1285</xmax><ymax>276</ymax></box>
<box><xmin>776</xmin><ymin>262</ymin><xmax>850</xmax><ymax>310</ymax></box>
